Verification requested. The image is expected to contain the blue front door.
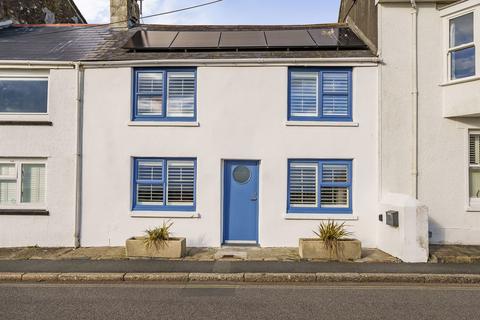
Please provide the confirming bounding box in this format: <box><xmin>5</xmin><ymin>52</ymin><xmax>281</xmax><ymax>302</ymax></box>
<box><xmin>223</xmin><ymin>160</ymin><xmax>259</xmax><ymax>244</ymax></box>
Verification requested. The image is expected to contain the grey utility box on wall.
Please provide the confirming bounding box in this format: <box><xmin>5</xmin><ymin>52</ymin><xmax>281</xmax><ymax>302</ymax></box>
<box><xmin>386</xmin><ymin>210</ymin><xmax>399</xmax><ymax>228</ymax></box>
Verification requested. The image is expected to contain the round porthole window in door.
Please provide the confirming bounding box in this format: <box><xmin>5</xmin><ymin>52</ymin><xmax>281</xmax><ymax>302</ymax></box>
<box><xmin>233</xmin><ymin>166</ymin><xmax>251</xmax><ymax>184</ymax></box>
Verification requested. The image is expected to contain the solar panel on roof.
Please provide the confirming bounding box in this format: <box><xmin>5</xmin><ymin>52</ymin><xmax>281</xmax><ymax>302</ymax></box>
<box><xmin>170</xmin><ymin>31</ymin><xmax>220</xmax><ymax>48</ymax></box>
<box><xmin>265</xmin><ymin>30</ymin><xmax>316</xmax><ymax>47</ymax></box>
<box><xmin>307</xmin><ymin>28</ymin><xmax>339</xmax><ymax>46</ymax></box>
<box><xmin>122</xmin><ymin>27</ymin><xmax>367</xmax><ymax>51</ymax></box>
<box><xmin>337</xmin><ymin>28</ymin><xmax>367</xmax><ymax>48</ymax></box>
<box><xmin>308</xmin><ymin>28</ymin><xmax>366</xmax><ymax>48</ymax></box>
<box><xmin>124</xmin><ymin>31</ymin><xmax>177</xmax><ymax>49</ymax></box>
<box><xmin>219</xmin><ymin>31</ymin><xmax>267</xmax><ymax>48</ymax></box>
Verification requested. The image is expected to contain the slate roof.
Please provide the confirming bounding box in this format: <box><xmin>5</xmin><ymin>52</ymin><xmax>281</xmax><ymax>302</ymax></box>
<box><xmin>0</xmin><ymin>24</ymin><xmax>375</xmax><ymax>62</ymax></box>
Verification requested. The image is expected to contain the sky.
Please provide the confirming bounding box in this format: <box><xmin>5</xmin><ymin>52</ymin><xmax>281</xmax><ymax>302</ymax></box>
<box><xmin>74</xmin><ymin>0</ymin><xmax>341</xmax><ymax>25</ymax></box>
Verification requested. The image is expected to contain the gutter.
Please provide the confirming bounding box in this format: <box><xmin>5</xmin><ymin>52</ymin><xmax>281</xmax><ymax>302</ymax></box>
<box><xmin>80</xmin><ymin>57</ymin><xmax>381</xmax><ymax>68</ymax></box>
<box><xmin>0</xmin><ymin>60</ymin><xmax>76</xmax><ymax>69</ymax></box>
<box><xmin>411</xmin><ymin>0</ymin><xmax>419</xmax><ymax>199</ymax></box>
<box><xmin>74</xmin><ymin>62</ymin><xmax>85</xmax><ymax>248</ymax></box>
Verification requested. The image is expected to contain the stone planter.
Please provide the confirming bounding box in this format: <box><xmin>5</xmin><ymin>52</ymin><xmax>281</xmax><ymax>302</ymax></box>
<box><xmin>299</xmin><ymin>238</ymin><xmax>362</xmax><ymax>260</ymax></box>
<box><xmin>126</xmin><ymin>237</ymin><xmax>186</xmax><ymax>258</ymax></box>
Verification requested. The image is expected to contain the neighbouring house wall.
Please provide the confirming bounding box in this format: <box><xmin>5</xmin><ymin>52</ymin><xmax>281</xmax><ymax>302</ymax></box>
<box><xmin>0</xmin><ymin>69</ymin><xmax>78</xmax><ymax>247</ymax></box>
<box><xmin>339</xmin><ymin>0</ymin><xmax>378</xmax><ymax>49</ymax></box>
<box><xmin>81</xmin><ymin>65</ymin><xmax>378</xmax><ymax>248</ymax></box>
<box><xmin>378</xmin><ymin>3</ymin><xmax>415</xmax><ymax>197</ymax></box>
<box><xmin>379</xmin><ymin>1</ymin><xmax>480</xmax><ymax>245</ymax></box>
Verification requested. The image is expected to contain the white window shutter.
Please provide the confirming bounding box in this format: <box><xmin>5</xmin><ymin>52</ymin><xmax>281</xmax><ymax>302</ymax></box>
<box><xmin>167</xmin><ymin>72</ymin><xmax>195</xmax><ymax>118</ymax></box>
<box><xmin>21</xmin><ymin>164</ymin><xmax>46</xmax><ymax>204</ymax></box>
<box><xmin>290</xmin><ymin>72</ymin><xmax>319</xmax><ymax>117</ymax></box>
<box><xmin>166</xmin><ymin>160</ymin><xmax>195</xmax><ymax>205</ymax></box>
<box><xmin>321</xmin><ymin>164</ymin><xmax>349</xmax><ymax>208</ymax></box>
<box><xmin>0</xmin><ymin>163</ymin><xmax>16</xmax><ymax>178</ymax></box>
<box><xmin>138</xmin><ymin>73</ymin><xmax>163</xmax><ymax>93</ymax></box>
<box><xmin>289</xmin><ymin>162</ymin><xmax>318</xmax><ymax>207</ymax></box>
<box><xmin>137</xmin><ymin>161</ymin><xmax>163</xmax><ymax>205</ymax></box>
<box><xmin>0</xmin><ymin>181</ymin><xmax>16</xmax><ymax>204</ymax></box>
<box><xmin>322</xmin><ymin>72</ymin><xmax>349</xmax><ymax>117</ymax></box>
<box><xmin>137</xmin><ymin>73</ymin><xmax>163</xmax><ymax>116</ymax></box>
<box><xmin>322</xmin><ymin>164</ymin><xmax>348</xmax><ymax>183</ymax></box>
<box><xmin>470</xmin><ymin>135</ymin><xmax>480</xmax><ymax>165</ymax></box>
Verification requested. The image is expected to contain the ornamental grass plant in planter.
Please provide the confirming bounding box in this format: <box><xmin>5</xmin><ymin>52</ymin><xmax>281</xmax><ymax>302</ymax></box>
<box><xmin>126</xmin><ymin>220</ymin><xmax>186</xmax><ymax>258</ymax></box>
<box><xmin>299</xmin><ymin>220</ymin><xmax>361</xmax><ymax>261</ymax></box>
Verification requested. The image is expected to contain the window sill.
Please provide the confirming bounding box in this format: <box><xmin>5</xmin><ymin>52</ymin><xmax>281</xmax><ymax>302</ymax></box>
<box><xmin>128</xmin><ymin>121</ymin><xmax>199</xmax><ymax>127</ymax></box>
<box><xmin>286</xmin><ymin>121</ymin><xmax>359</xmax><ymax>127</ymax></box>
<box><xmin>0</xmin><ymin>209</ymin><xmax>49</xmax><ymax>216</ymax></box>
<box><xmin>284</xmin><ymin>214</ymin><xmax>358</xmax><ymax>220</ymax></box>
<box><xmin>0</xmin><ymin>120</ymin><xmax>52</xmax><ymax>126</ymax></box>
<box><xmin>130</xmin><ymin>212</ymin><xmax>200</xmax><ymax>218</ymax></box>
<box><xmin>440</xmin><ymin>75</ymin><xmax>480</xmax><ymax>87</ymax></box>
<box><xmin>466</xmin><ymin>206</ymin><xmax>480</xmax><ymax>212</ymax></box>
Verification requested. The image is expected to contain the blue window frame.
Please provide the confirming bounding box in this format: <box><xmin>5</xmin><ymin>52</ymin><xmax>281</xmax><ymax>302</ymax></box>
<box><xmin>287</xmin><ymin>159</ymin><xmax>352</xmax><ymax>214</ymax></box>
<box><xmin>132</xmin><ymin>68</ymin><xmax>197</xmax><ymax>121</ymax></box>
<box><xmin>288</xmin><ymin>68</ymin><xmax>352</xmax><ymax>121</ymax></box>
<box><xmin>132</xmin><ymin>158</ymin><xmax>196</xmax><ymax>211</ymax></box>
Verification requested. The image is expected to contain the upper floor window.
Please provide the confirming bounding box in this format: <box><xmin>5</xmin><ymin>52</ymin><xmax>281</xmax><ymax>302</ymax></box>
<box><xmin>133</xmin><ymin>68</ymin><xmax>196</xmax><ymax>121</ymax></box>
<box><xmin>287</xmin><ymin>159</ymin><xmax>352</xmax><ymax>214</ymax></box>
<box><xmin>288</xmin><ymin>68</ymin><xmax>352</xmax><ymax>122</ymax></box>
<box><xmin>132</xmin><ymin>158</ymin><xmax>196</xmax><ymax>211</ymax></box>
<box><xmin>449</xmin><ymin>12</ymin><xmax>476</xmax><ymax>80</ymax></box>
<box><xmin>469</xmin><ymin>133</ymin><xmax>480</xmax><ymax>207</ymax></box>
<box><xmin>0</xmin><ymin>160</ymin><xmax>46</xmax><ymax>208</ymax></box>
<box><xmin>0</xmin><ymin>77</ymin><xmax>48</xmax><ymax>113</ymax></box>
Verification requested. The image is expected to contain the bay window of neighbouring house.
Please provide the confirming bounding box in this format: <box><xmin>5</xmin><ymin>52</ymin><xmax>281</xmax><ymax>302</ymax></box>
<box><xmin>0</xmin><ymin>160</ymin><xmax>46</xmax><ymax>208</ymax></box>
<box><xmin>469</xmin><ymin>133</ymin><xmax>480</xmax><ymax>207</ymax></box>
<box><xmin>0</xmin><ymin>76</ymin><xmax>48</xmax><ymax>114</ymax></box>
<box><xmin>287</xmin><ymin>159</ymin><xmax>352</xmax><ymax>214</ymax></box>
<box><xmin>449</xmin><ymin>12</ymin><xmax>476</xmax><ymax>80</ymax></box>
<box><xmin>288</xmin><ymin>68</ymin><xmax>352</xmax><ymax>121</ymax></box>
<box><xmin>132</xmin><ymin>158</ymin><xmax>196</xmax><ymax>211</ymax></box>
<box><xmin>132</xmin><ymin>68</ymin><xmax>196</xmax><ymax>121</ymax></box>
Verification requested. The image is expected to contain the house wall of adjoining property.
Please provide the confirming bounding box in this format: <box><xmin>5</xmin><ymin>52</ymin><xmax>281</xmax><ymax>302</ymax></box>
<box><xmin>0</xmin><ymin>68</ymin><xmax>78</xmax><ymax>247</ymax></box>
<box><xmin>80</xmin><ymin>65</ymin><xmax>378</xmax><ymax>247</ymax></box>
<box><xmin>378</xmin><ymin>1</ymin><xmax>480</xmax><ymax>244</ymax></box>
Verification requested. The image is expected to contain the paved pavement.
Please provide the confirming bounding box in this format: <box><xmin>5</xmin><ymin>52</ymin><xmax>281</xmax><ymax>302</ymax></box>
<box><xmin>430</xmin><ymin>244</ymin><xmax>480</xmax><ymax>263</ymax></box>
<box><xmin>0</xmin><ymin>246</ymin><xmax>399</xmax><ymax>262</ymax></box>
<box><xmin>1</xmin><ymin>282</ymin><xmax>479</xmax><ymax>320</ymax></box>
<box><xmin>1</xmin><ymin>259</ymin><xmax>480</xmax><ymax>274</ymax></box>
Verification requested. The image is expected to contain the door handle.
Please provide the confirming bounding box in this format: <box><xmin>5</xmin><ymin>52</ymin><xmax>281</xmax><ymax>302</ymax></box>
<box><xmin>250</xmin><ymin>193</ymin><xmax>258</xmax><ymax>201</ymax></box>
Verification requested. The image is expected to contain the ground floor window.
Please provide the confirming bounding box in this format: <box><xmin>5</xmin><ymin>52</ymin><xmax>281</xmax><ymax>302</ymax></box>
<box><xmin>287</xmin><ymin>159</ymin><xmax>352</xmax><ymax>214</ymax></box>
<box><xmin>469</xmin><ymin>133</ymin><xmax>480</xmax><ymax>206</ymax></box>
<box><xmin>132</xmin><ymin>158</ymin><xmax>196</xmax><ymax>211</ymax></box>
<box><xmin>0</xmin><ymin>159</ymin><xmax>46</xmax><ymax>208</ymax></box>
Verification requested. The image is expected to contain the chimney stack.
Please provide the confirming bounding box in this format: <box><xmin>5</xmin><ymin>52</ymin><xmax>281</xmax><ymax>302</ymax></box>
<box><xmin>110</xmin><ymin>0</ymin><xmax>140</xmax><ymax>29</ymax></box>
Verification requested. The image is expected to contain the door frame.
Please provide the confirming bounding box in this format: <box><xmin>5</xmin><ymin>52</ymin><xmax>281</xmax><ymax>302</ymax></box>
<box><xmin>221</xmin><ymin>159</ymin><xmax>260</xmax><ymax>245</ymax></box>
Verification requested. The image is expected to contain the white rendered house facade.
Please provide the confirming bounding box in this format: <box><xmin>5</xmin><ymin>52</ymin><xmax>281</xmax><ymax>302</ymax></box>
<box><xmin>80</xmin><ymin>61</ymin><xmax>379</xmax><ymax>247</ymax></box>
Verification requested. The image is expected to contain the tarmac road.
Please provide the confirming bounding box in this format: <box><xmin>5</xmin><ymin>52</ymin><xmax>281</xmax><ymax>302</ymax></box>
<box><xmin>1</xmin><ymin>282</ymin><xmax>480</xmax><ymax>320</ymax></box>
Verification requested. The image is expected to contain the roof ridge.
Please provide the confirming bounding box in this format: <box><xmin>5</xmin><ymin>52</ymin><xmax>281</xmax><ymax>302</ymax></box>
<box><xmin>12</xmin><ymin>24</ymin><xmax>102</xmax><ymax>27</ymax></box>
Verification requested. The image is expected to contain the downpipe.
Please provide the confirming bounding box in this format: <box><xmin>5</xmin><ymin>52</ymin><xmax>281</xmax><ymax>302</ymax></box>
<box><xmin>411</xmin><ymin>0</ymin><xmax>419</xmax><ymax>199</ymax></box>
<box><xmin>74</xmin><ymin>62</ymin><xmax>84</xmax><ymax>248</ymax></box>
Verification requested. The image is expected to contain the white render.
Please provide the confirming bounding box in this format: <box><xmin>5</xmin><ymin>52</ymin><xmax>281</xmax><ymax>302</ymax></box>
<box><xmin>378</xmin><ymin>193</ymin><xmax>429</xmax><ymax>262</ymax></box>
<box><xmin>378</xmin><ymin>0</ymin><xmax>480</xmax><ymax>245</ymax></box>
<box><xmin>0</xmin><ymin>68</ymin><xmax>78</xmax><ymax>247</ymax></box>
<box><xmin>80</xmin><ymin>65</ymin><xmax>379</xmax><ymax>247</ymax></box>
